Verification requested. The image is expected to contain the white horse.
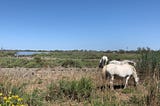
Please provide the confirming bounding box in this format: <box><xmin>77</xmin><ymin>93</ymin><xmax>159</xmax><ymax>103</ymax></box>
<box><xmin>102</xmin><ymin>63</ymin><xmax>139</xmax><ymax>89</ymax></box>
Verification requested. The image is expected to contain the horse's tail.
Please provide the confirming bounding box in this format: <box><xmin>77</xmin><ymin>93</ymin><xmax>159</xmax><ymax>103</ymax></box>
<box><xmin>131</xmin><ymin>66</ymin><xmax>137</xmax><ymax>76</ymax></box>
<box><xmin>131</xmin><ymin>66</ymin><xmax>139</xmax><ymax>84</ymax></box>
<box><xmin>132</xmin><ymin>66</ymin><xmax>137</xmax><ymax>72</ymax></box>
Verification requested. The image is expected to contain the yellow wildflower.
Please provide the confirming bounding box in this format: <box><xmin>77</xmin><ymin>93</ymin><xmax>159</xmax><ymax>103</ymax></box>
<box><xmin>18</xmin><ymin>98</ymin><xmax>23</xmax><ymax>101</ymax></box>
<box><xmin>3</xmin><ymin>96</ymin><xmax>7</xmax><ymax>100</ymax></box>
<box><xmin>8</xmin><ymin>97</ymin><xmax>12</xmax><ymax>100</ymax></box>
<box><xmin>15</xmin><ymin>95</ymin><xmax>19</xmax><ymax>98</ymax></box>
<box><xmin>6</xmin><ymin>100</ymin><xmax>10</xmax><ymax>103</ymax></box>
<box><xmin>12</xmin><ymin>95</ymin><xmax>19</xmax><ymax>98</ymax></box>
<box><xmin>11</xmin><ymin>95</ymin><xmax>13</xmax><ymax>97</ymax></box>
<box><xmin>0</xmin><ymin>93</ymin><xmax>2</xmax><ymax>96</ymax></box>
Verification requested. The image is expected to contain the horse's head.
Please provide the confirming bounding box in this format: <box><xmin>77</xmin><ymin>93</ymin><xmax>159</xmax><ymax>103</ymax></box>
<box><xmin>99</xmin><ymin>59</ymin><xmax>105</xmax><ymax>68</ymax></box>
<box><xmin>99</xmin><ymin>56</ymin><xmax>108</xmax><ymax>68</ymax></box>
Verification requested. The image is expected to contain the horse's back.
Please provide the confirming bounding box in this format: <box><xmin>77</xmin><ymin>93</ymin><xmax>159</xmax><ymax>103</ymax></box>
<box><xmin>106</xmin><ymin>64</ymin><xmax>133</xmax><ymax>77</ymax></box>
<box><xmin>109</xmin><ymin>60</ymin><xmax>122</xmax><ymax>64</ymax></box>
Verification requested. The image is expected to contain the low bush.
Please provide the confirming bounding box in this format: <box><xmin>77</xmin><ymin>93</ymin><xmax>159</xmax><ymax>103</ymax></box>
<box><xmin>61</xmin><ymin>59</ymin><xmax>83</xmax><ymax>68</ymax></box>
<box><xmin>59</xmin><ymin>77</ymin><xmax>93</xmax><ymax>101</ymax></box>
<box><xmin>23</xmin><ymin>89</ymin><xmax>44</xmax><ymax>106</ymax></box>
<box><xmin>122</xmin><ymin>88</ymin><xmax>135</xmax><ymax>94</ymax></box>
<box><xmin>47</xmin><ymin>77</ymin><xmax>93</xmax><ymax>102</ymax></box>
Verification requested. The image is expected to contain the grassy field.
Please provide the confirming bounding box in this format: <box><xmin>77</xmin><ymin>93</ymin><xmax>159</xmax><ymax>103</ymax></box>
<box><xmin>0</xmin><ymin>49</ymin><xmax>160</xmax><ymax>106</ymax></box>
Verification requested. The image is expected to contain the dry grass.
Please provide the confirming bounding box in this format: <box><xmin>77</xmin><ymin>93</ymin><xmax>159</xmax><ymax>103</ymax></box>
<box><xmin>0</xmin><ymin>67</ymin><xmax>155</xmax><ymax>106</ymax></box>
<box><xmin>0</xmin><ymin>67</ymin><xmax>97</xmax><ymax>92</ymax></box>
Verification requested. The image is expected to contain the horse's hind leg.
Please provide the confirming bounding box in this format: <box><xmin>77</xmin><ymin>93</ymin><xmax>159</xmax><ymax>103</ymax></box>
<box><xmin>124</xmin><ymin>75</ymin><xmax>130</xmax><ymax>89</ymax></box>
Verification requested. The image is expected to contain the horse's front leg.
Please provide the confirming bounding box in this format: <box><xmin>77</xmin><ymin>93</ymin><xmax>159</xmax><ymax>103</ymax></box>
<box><xmin>110</xmin><ymin>75</ymin><xmax>114</xmax><ymax>90</ymax></box>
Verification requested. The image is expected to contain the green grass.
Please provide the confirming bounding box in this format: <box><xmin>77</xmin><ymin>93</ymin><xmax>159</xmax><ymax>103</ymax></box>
<box><xmin>47</xmin><ymin>77</ymin><xmax>93</xmax><ymax>102</ymax></box>
<box><xmin>0</xmin><ymin>49</ymin><xmax>160</xmax><ymax>105</ymax></box>
<box><xmin>0</xmin><ymin>50</ymin><xmax>139</xmax><ymax>68</ymax></box>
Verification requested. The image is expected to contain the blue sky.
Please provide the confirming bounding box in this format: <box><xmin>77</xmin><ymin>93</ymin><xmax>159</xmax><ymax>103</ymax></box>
<box><xmin>0</xmin><ymin>0</ymin><xmax>160</xmax><ymax>50</ymax></box>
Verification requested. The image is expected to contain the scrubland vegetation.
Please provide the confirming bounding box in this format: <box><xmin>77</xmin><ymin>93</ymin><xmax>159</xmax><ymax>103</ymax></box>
<box><xmin>0</xmin><ymin>48</ymin><xmax>160</xmax><ymax>106</ymax></box>
<box><xmin>0</xmin><ymin>50</ymin><xmax>137</xmax><ymax>68</ymax></box>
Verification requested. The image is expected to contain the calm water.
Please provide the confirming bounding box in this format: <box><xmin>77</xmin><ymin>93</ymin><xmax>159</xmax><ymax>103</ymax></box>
<box><xmin>15</xmin><ymin>51</ymin><xmax>48</xmax><ymax>56</ymax></box>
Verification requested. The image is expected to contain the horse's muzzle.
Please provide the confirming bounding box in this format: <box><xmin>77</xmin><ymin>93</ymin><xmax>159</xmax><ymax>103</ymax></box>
<box><xmin>99</xmin><ymin>65</ymin><xmax>103</xmax><ymax>68</ymax></box>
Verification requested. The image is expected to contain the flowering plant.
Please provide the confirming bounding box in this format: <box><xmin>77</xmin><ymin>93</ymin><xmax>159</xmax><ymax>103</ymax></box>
<box><xmin>0</xmin><ymin>92</ymin><xmax>26</xmax><ymax>106</ymax></box>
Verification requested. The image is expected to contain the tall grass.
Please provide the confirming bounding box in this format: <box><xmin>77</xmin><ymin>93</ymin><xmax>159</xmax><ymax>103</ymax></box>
<box><xmin>137</xmin><ymin>48</ymin><xmax>160</xmax><ymax>76</ymax></box>
<box><xmin>137</xmin><ymin>48</ymin><xmax>160</xmax><ymax>106</ymax></box>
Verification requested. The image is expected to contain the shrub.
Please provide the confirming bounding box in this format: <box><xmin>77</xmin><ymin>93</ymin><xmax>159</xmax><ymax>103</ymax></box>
<box><xmin>61</xmin><ymin>59</ymin><xmax>83</xmax><ymax>68</ymax></box>
<box><xmin>25</xmin><ymin>61</ymin><xmax>39</xmax><ymax>68</ymax></box>
<box><xmin>137</xmin><ymin>48</ymin><xmax>160</xmax><ymax>77</ymax></box>
<box><xmin>129</xmin><ymin>95</ymin><xmax>145</xmax><ymax>105</ymax></box>
<box><xmin>0</xmin><ymin>57</ymin><xmax>28</xmax><ymax>68</ymax></box>
<box><xmin>122</xmin><ymin>88</ymin><xmax>135</xmax><ymax>94</ymax></box>
<box><xmin>46</xmin><ymin>81</ymin><xmax>60</xmax><ymax>101</ymax></box>
<box><xmin>23</xmin><ymin>89</ymin><xmax>44</xmax><ymax>106</ymax></box>
<box><xmin>59</xmin><ymin>77</ymin><xmax>93</xmax><ymax>101</ymax></box>
<box><xmin>47</xmin><ymin>78</ymin><xmax>93</xmax><ymax>102</ymax></box>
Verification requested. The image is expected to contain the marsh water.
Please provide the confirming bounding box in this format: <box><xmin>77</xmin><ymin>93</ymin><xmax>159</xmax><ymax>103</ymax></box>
<box><xmin>15</xmin><ymin>51</ymin><xmax>48</xmax><ymax>56</ymax></box>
